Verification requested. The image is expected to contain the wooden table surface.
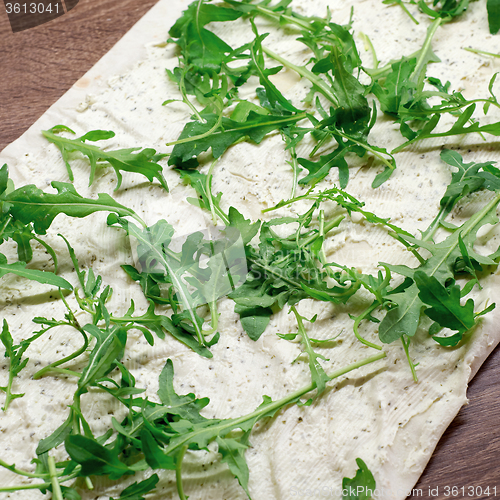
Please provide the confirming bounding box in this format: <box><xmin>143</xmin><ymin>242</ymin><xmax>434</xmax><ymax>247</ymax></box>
<box><xmin>0</xmin><ymin>1</ymin><xmax>499</xmax><ymax>499</ymax></box>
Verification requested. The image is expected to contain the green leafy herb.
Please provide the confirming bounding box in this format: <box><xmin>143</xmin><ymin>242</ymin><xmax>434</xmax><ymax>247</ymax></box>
<box><xmin>290</xmin><ymin>306</ymin><xmax>330</xmax><ymax>395</ymax></box>
<box><xmin>78</xmin><ymin>353</ymin><xmax>384</xmax><ymax>500</ymax></box>
<box><xmin>168</xmin><ymin>0</ymin><xmax>243</xmax><ymax>73</ymax></box>
<box><xmin>4</xmin><ymin>181</ymin><xmax>144</xmax><ymax>235</ymax></box>
<box><xmin>109</xmin><ymin>214</ymin><xmax>248</xmax><ymax>355</ymax></box>
<box><xmin>342</xmin><ymin>458</ymin><xmax>376</xmax><ymax>500</ymax></box>
<box><xmin>0</xmin><ymin>253</ymin><xmax>72</xmax><ymax>290</ymax></box>
<box><xmin>487</xmin><ymin>0</ymin><xmax>500</xmax><ymax>34</ymax></box>
<box><xmin>110</xmin><ymin>475</ymin><xmax>159</xmax><ymax>500</ymax></box>
<box><xmin>383</xmin><ymin>0</ymin><xmax>419</xmax><ymax>24</ymax></box>
<box><xmin>168</xmin><ymin>110</ymin><xmax>306</xmax><ymax>168</ymax></box>
<box><xmin>43</xmin><ymin>126</ymin><xmax>168</xmax><ymax>191</ymax></box>
<box><xmin>0</xmin><ymin>320</ymin><xmax>29</xmax><ymax>411</ymax></box>
<box><xmin>379</xmin><ymin>191</ymin><xmax>500</xmax><ymax>343</ymax></box>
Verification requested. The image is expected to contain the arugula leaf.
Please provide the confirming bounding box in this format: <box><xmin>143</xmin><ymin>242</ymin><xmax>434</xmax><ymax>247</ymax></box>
<box><xmin>306</xmin><ymin>106</ymin><xmax>395</xmax><ymax>188</ymax></box>
<box><xmin>414</xmin><ymin>271</ymin><xmax>475</xmax><ymax>340</ymax></box>
<box><xmin>417</xmin><ymin>0</ymin><xmax>469</xmax><ymax>19</ymax></box>
<box><xmin>36</xmin><ymin>412</ymin><xmax>74</xmax><ymax>456</ymax></box>
<box><xmin>43</xmin><ymin>126</ymin><xmax>168</xmax><ymax>191</ymax></box>
<box><xmin>157</xmin><ymin>359</ymin><xmax>210</xmax><ymax>422</ymax></box>
<box><xmin>392</xmin><ymin>103</ymin><xmax>500</xmax><ymax>153</ymax></box>
<box><xmin>78</xmin><ymin>325</ymin><xmax>127</xmax><ymax>395</ymax></box>
<box><xmin>110</xmin><ymin>474</ymin><xmax>159</xmax><ymax>500</ymax></box>
<box><xmin>110</xmin><ymin>215</ymin><xmax>242</xmax><ymax>355</ymax></box>
<box><xmin>370</xmin><ymin>57</ymin><xmax>417</xmax><ymax>117</ymax></box>
<box><xmin>65</xmin><ymin>434</ymin><xmax>133</xmax><ymax>480</ymax></box>
<box><xmin>0</xmin><ymin>163</ymin><xmax>8</xmax><ymax>196</ymax></box>
<box><xmin>0</xmin><ymin>253</ymin><xmax>72</xmax><ymax>290</ymax></box>
<box><xmin>140</xmin><ymin>429</ymin><xmax>177</xmax><ymax>470</ymax></box>
<box><xmin>290</xmin><ymin>306</ymin><xmax>330</xmax><ymax>395</ymax></box>
<box><xmin>379</xmin><ymin>192</ymin><xmax>500</xmax><ymax>343</ymax></box>
<box><xmin>4</xmin><ymin>181</ymin><xmax>143</xmax><ymax>235</ymax></box>
<box><xmin>488</xmin><ymin>0</ymin><xmax>500</xmax><ymax>34</ymax></box>
<box><xmin>342</xmin><ymin>458</ymin><xmax>376</xmax><ymax>500</ymax></box>
<box><xmin>249</xmin><ymin>33</ymin><xmax>300</xmax><ymax>113</ymax></box>
<box><xmin>422</xmin><ymin>149</ymin><xmax>500</xmax><ymax>241</ymax></box>
<box><xmin>217</xmin><ymin>435</ymin><xmax>252</xmax><ymax>497</ymax></box>
<box><xmin>298</xmin><ymin>140</ymin><xmax>350</xmax><ymax>188</ymax></box>
<box><xmin>178</xmin><ymin>169</ymin><xmax>229</xmax><ymax>224</ymax></box>
<box><xmin>0</xmin><ymin>320</ymin><xmax>29</xmax><ymax>411</ymax></box>
<box><xmin>168</xmin><ymin>111</ymin><xmax>306</xmax><ymax>168</ymax></box>
<box><xmin>168</xmin><ymin>0</ymin><xmax>243</xmax><ymax>73</ymax></box>
<box><xmin>330</xmin><ymin>47</ymin><xmax>370</xmax><ymax>133</ymax></box>
<box><xmin>1</xmin><ymin>165</ymin><xmax>60</xmax><ymax>265</ymax></box>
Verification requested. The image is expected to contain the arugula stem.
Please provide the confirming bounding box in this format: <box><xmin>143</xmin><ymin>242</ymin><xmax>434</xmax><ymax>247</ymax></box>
<box><xmin>163</xmin><ymin>351</ymin><xmax>386</xmax><ymax>455</ymax></box>
<box><xmin>206</xmin><ymin>158</ymin><xmax>219</xmax><ymax>225</ymax></box>
<box><xmin>176</xmin><ymin>445</ymin><xmax>189</xmax><ymax>500</ymax></box>
<box><xmin>0</xmin><ymin>459</ymin><xmax>49</xmax><ymax>478</ymax></box>
<box><xmin>202</xmin><ymin>300</ymin><xmax>219</xmax><ymax>336</ymax></box>
<box><xmin>166</xmin><ymin>98</ymin><xmax>224</xmax><ymax>147</ymax></box>
<box><xmin>0</xmin><ymin>470</ymin><xmax>81</xmax><ymax>493</ymax></box>
<box><xmin>359</xmin><ymin>32</ymin><xmax>379</xmax><ymax>69</ymax></box>
<box><xmin>309</xmin><ymin>133</ymin><xmax>330</xmax><ymax>158</ymax></box>
<box><xmin>33</xmin><ymin>330</ymin><xmax>88</xmax><ymax>380</ymax></box>
<box><xmin>289</xmin><ymin>142</ymin><xmax>299</xmax><ymax>199</ymax></box>
<box><xmin>0</xmin><ymin>483</ymin><xmax>53</xmax><ymax>492</ymax></box>
<box><xmin>318</xmin><ymin>210</ymin><xmax>335</xmax><ymax>278</ymax></box>
<box><xmin>300</xmin><ymin>215</ymin><xmax>344</xmax><ymax>247</ymax></box>
<box><xmin>410</xmin><ymin>17</ymin><xmax>443</xmax><ymax>84</ymax></box>
<box><xmin>209</xmin><ymin>300</ymin><xmax>219</xmax><ymax>333</ymax></box>
<box><xmin>2</xmin><ymin>367</ymin><xmax>16</xmax><ymax>412</ymax></box>
<box><xmin>35</xmin><ymin>367</ymin><xmax>81</xmax><ymax>379</ymax></box>
<box><xmin>333</xmin><ymin>129</ymin><xmax>395</xmax><ymax>173</ymax></box>
<box><xmin>291</xmin><ymin>305</ymin><xmax>317</xmax><ymax>362</ymax></box>
<box><xmin>85</xmin><ymin>476</ymin><xmax>94</xmax><ymax>490</ymax></box>
<box><xmin>48</xmin><ymin>456</ymin><xmax>64</xmax><ymax>500</ymax></box>
<box><xmin>353</xmin><ymin>303</ymin><xmax>383</xmax><ymax>350</ymax></box>
<box><xmin>0</xmin><ymin>218</ymin><xmax>10</xmax><ymax>240</ymax></box>
<box><xmin>195</xmin><ymin>0</ymin><xmax>206</xmax><ymax>72</ymax></box>
<box><xmin>178</xmin><ymin>68</ymin><xmax>205</xmax><ymax>123</ymax></box>
<box><xmin>389</xmin><ymin>233</ymin><xmax>426</xmax><ymax>264</ymax></box>
<box><xmin>263</xmin><ymin>47</ymin><xmax>340</xmax><ymax>106</ymax></box>
<box><xmin>392</xmin><ymin>0</ymin><xmax>419</xmax><ymax>25</ymax></box>
<box><xmin>463</xmin><ymin>47</ymin><xmax>500</xmax><ymax>59</ymax></box>
<box><xmin>420</xmin><ymin>200</ymin><xmax>453</xmax><ymax>242</ymax></box>
<box><xmin>401</xmin><ymin>335</ymin><xmax>418</xmax><ymax>383</ymax></box>
<box><xmin>60</xmin><ymin>288</ymin><xmax>80</xmax><ymax>326</ymax></box>
<box><xmin>254</xmin><ymin>5</ymin><xmax>313</xmax><ymax>31</ymax></box>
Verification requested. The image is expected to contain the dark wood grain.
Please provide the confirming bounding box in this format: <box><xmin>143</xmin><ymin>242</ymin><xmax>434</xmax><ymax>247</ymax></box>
<box><xmin>409</xmin><ymin>346</ymin><xmax>500</xmax><ymax>500</ymax></box>
<box><xmin>1</xmin><ymin>1</ymin><xmax>499</xmax><ymax>499</ymax></box>
<box><xmin>0</xmin><ymin>0</ymin><xmax>159</xmax><ymax>151</ymax></box>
